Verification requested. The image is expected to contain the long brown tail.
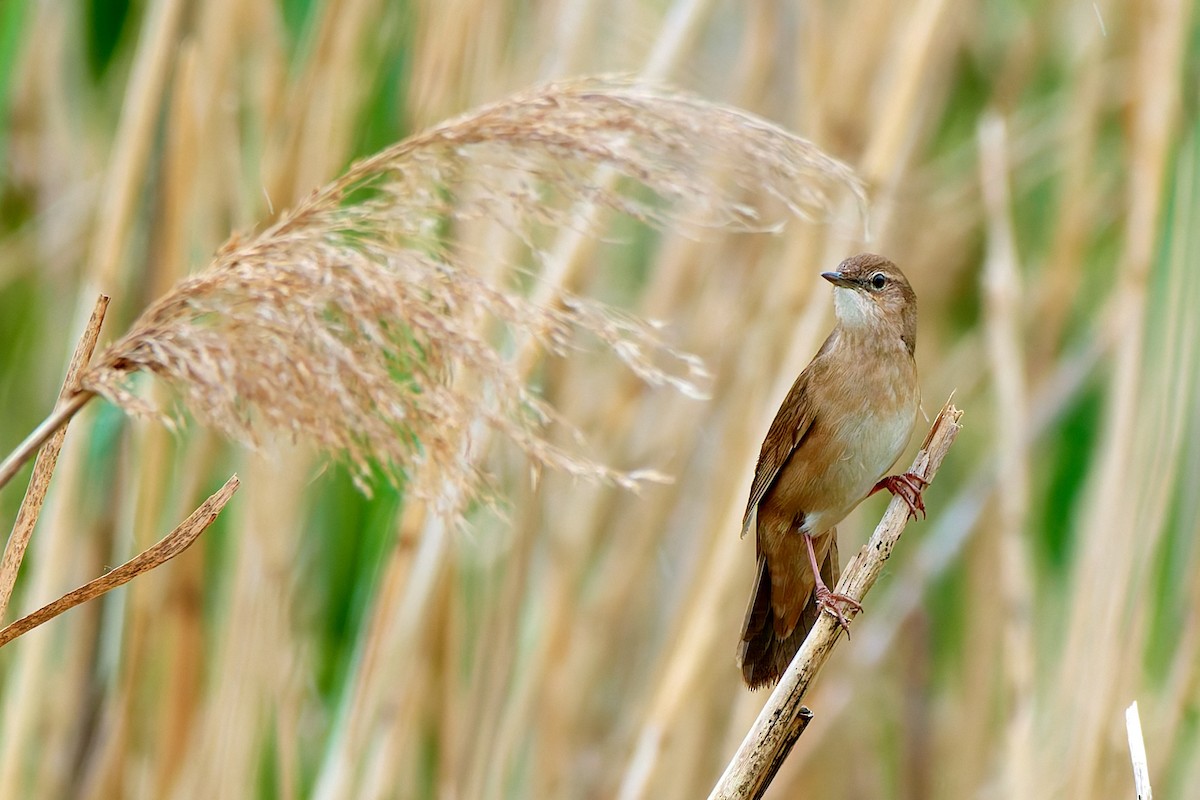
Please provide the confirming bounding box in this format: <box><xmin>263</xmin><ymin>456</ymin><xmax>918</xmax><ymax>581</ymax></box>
<box><xmin>737</xmin><ymin>540</ymin><xmax>839</xmax><ymax>689</ymax></box>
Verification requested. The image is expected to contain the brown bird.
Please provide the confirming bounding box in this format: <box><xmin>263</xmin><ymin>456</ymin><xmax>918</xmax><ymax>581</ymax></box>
<box><xmin>737</xmin><ymin>253</ymin><xmax>924</xmax><ymax>690</ymax></box>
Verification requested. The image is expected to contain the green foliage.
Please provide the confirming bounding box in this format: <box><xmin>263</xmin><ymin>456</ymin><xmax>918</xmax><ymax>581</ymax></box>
<box><xmin>85</xmin><ymin>0</ymin><xmax>134</xmax><ymax>79</ymax></box>
<box><xmin>304</xmin><ymin>464</ymin><xmax>402</xmax><ymax>701</ymax></box>
<box><xmin>1036</xmin><ymin>382</ymin><xmax>1101</xmax><ymax>569</ymax></box>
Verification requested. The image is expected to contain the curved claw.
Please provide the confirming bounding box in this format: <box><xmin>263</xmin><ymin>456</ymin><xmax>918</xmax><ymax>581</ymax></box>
<box><xmin>871</xmin><ymin>471</ymin><xmax>928</xmax><ymax>519</ymax></box>
<box><xmin>814</xmin><ymin>585</ymin><xmax>863</xmax><ymax>634</ymax></box>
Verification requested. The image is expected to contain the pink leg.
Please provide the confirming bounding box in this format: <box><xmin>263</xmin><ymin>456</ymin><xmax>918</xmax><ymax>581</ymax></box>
<box><xmin>869</xmin><ymin>471</ymin><xmax>929</xmax><ymax>519</ymax></box>
<box><xmin>804</xmin><ymin>533</ymin><xmax>862</xmax><ymax>633</ymax></box>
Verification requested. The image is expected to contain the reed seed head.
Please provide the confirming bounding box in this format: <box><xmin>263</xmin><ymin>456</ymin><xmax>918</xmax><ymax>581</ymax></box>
<box><xmin>79</xmin><ymin>79</ymin><xmax>864</xmax><ymax>505</ymax></box>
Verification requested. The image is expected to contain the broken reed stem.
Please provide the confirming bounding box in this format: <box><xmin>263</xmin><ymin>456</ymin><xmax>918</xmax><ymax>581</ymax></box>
<box><xmin>1126</xmin><ymin>701</ymin><xmax>1153</xmax><ymax>800</ymax></box>
<box><xmin>0</xmin><ymin>392</ymin><xmax>96</xmax><ymax>496</ymax></box>
<box><xmin>708</xmin><ymin>400</ymin><xmax>963</xmax><ymax>800</ymax></box>
<box><xmin>0</xmin><ymin>294</ymin><xmax>109</xmax><ymax>620</ymax></box>
<box><xmin>0</xmin><ymin>474</ymin><xmax>239</xmax><ymax>648</ymax></box>
<box><xmin>750</xmin><ymin>706</ymin><xmax>813</xmax><ymax>800</ymax></box>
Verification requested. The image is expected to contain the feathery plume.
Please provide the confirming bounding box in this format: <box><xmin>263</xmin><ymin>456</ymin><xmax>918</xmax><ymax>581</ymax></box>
<box><xmin>78</xmin><ymin>78</ymin><xmax>864</xmax><ymax>498</ymax></box>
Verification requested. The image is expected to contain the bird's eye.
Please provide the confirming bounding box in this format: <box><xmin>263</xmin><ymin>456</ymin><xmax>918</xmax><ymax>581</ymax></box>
<box><xmin>870</xmin><ymin>272</ymin><xmax>887</xmax><ymax>290</ymax></box>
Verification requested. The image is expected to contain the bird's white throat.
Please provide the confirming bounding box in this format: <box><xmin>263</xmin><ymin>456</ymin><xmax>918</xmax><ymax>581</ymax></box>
<box><xmin>832</xmin><ymin>287</ymin><xmax>880</xmax><ymax>329</ymax></box>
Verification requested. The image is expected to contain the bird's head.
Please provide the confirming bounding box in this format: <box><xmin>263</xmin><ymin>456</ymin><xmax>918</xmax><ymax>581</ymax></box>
<box><xmin>822</xmin><ymin>253</ymin><xmax>917</xmax><ymax>354</ymax></box>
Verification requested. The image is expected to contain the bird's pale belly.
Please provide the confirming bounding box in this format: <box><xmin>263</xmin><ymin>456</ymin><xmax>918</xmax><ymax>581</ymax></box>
<box><xmin>825</xmin><ymin>405</ymin><xmax>913</xmax><ymax>510</ymax></box>
<box><xmin>766</xmin><ymin>400</ymin><xmax>916</xmax><ymax>536</ymax></box>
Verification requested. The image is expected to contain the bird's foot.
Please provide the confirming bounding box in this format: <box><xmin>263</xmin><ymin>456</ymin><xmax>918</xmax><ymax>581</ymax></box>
<box><xmin>813</xmin><ymin>583</ymin><xmax>863</xmax><ymax>634</ymax></box>
<box><xmin>871</xmin><ymin>471</ymin><xmax>929</xmax><ymax>519</ymax></box>
<box><xmin>803</xmin><ymin>532</ymin><xmax>862</xmax><ymax>634</ymax></box>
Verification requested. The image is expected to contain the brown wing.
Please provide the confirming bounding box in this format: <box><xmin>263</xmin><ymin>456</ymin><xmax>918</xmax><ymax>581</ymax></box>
<box><xmin>740</xmin><ymin>330</ymin><xmax>837</xmax><ymax>536</ymax></box>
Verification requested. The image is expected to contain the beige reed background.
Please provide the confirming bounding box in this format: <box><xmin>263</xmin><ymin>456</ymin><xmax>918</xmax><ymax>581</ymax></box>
<box><xmin>0</xmin><ymin>0</ymin><xmax>1197</xmax><ymax>798</ymax></box>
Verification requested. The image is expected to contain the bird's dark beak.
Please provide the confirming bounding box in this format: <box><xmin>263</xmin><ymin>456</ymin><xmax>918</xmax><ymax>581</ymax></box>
<box><xmin>821</xmin><ymin>271</ymin><xmax>858</xmax><ymax>289</ymax></box>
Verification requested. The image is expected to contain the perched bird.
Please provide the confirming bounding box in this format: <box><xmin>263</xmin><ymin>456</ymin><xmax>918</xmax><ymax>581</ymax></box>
<box><xmin>737</xmin><ymin>253</ymin><xmax>924</xmax><ymax>690</ymax></box>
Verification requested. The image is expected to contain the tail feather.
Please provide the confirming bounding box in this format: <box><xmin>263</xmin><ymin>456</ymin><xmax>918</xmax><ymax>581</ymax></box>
<box><xmin>737</xmin><ymin>538</ymin><xmax>839</xmax><ymax>689</ymax></box>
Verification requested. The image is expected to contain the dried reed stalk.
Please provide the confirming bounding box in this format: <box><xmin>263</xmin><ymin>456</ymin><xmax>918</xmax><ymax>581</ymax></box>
<box><xmin>1126</xmin><ymin>701</ymin><xmax>1153</xmax><ymax>800</ymax></box>
<box><xmin>977</xmin><ymin>113</ymin><xmax>1035</xmax><ymax>799</ymax></box>
<box><xmin>708</xmin><ymin>400</ymin><xmax>962</xmax><ymax>800</ymax></box>
<box><xmin>0</xmin><ymin>294</ymin><xmax>109</xmax><ymax>619</ymax></box>
<box><xmin>0</xmin><ymin>475</ymin><xmax>238</xmax><ymax>648</ymax></box>
<box><xmin>0</xmin><ymin>80</ymin><xmax>864</xmax><ymax>512</ymax></box>
<box><xmin>0</xmin><ymin>392</ymin><xmax>93</xmax><ymax>492</ymax></box>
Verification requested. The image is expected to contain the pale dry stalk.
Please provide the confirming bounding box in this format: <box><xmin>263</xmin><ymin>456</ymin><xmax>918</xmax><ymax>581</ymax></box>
<box><xmin>0</xmin><ymin>392</ymin><xmax>91</xmax><ymax>493</ymax></box>
<box><xmin>0</xmin><ymin>294</ymin><xmax>109</xmax><ymax>619</ymax></box>
<box><xmin>708</xmin><ymin>400</ymin><xmax>963</xmax><ymax>800</ymax></box>
<box><xmin>856</xmin><ymin>0</ymin><xmax>955</xmax><ymax>240</ymax></box>
<box><xmin>0</xmin><ymin>475</ymin><xmax>238</xmax><ymax>648</ymax></box>
<box><xmin>977</xmin><ymin>113</ymin><xmax>1035</xmax><ymax>799</ymax></box>
<box><xmin>1126</xmin><ymin>701</ymin><xmax>1153</xmax><ymax>800</ymax></box>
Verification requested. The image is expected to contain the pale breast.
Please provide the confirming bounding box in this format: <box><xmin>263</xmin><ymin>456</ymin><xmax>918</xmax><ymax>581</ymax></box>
<box><xmin>795</xmin><ymin>339</ymin><xmax>918</xmax><ymax>533</ymax></box>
